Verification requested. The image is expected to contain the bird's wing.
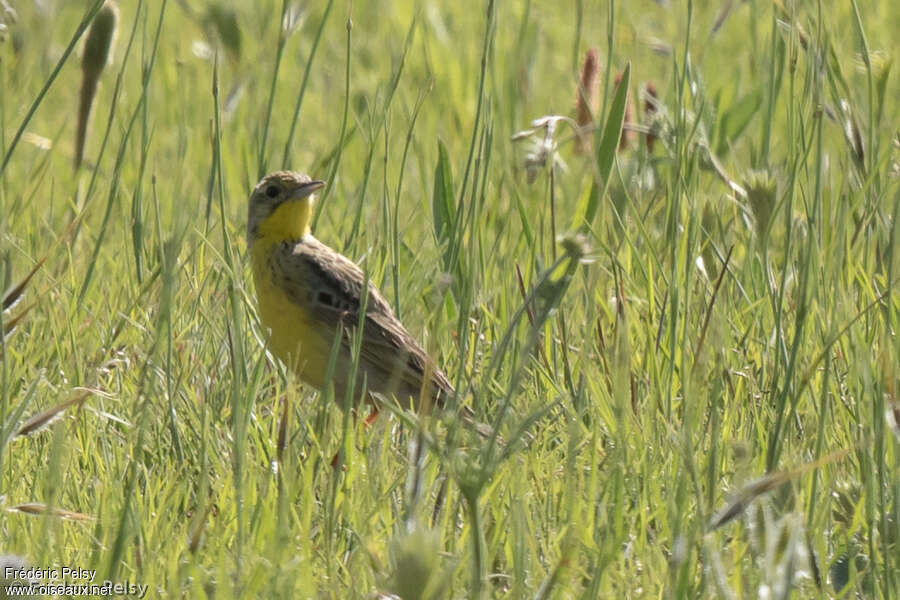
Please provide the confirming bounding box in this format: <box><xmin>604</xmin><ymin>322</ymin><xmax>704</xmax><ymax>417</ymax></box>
<box><xmin>271</xmin><ymin>236</ymin><xmax>454</xmax><ymax>401</ymax></box>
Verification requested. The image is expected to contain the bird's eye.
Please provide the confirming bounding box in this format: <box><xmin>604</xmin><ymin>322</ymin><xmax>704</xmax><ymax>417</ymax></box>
<box><xmin>265</xmin><ymin>185</ymin><xmax>279</xmax><ymax>198</ymax></box>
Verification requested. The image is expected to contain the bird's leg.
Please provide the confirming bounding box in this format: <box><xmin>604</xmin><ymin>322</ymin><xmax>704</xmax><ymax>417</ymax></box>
<box><xmin>363</xmin><ymin>405</ymin><xmax>380</xmax><ymax>427</ymax></box>
<box><xmin>330</xmin><ymin>401</ymin><xmax>380</xmax><ymax>469</ymax></box>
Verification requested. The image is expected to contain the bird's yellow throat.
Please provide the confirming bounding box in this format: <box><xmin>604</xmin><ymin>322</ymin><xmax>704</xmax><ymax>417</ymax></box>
<box><xmin>257</xmin><ymin>198</ymin><xmax>314</xmax><ymax>240</ymax></box>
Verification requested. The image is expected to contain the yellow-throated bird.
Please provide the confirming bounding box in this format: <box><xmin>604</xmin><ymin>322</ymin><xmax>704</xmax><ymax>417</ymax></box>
<box><xmin>247</xmin><ymin>170</ymin><xmax>458</xmax><ymax>420</ymax></box>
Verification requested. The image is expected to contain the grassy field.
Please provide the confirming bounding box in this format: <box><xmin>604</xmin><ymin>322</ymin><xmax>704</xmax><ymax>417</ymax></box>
<box><xmin>1</xmin><ymin>0</ymin><xmax>899</xmax><ymax>597</ymax></box>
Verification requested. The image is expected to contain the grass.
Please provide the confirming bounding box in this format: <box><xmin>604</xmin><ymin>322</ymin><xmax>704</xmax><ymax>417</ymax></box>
<box><xmin>1</xmin><ymin>0</ymin><xmax>899</xmax><ymax>597</ymax></box>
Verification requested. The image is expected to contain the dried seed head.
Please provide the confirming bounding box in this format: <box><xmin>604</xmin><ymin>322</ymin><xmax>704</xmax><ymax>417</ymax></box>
<box><xmin>15</xmin><ymin>392</ymin><xmax>88</xmax><ymax>438</ymax></box>
<box><xmin>574</xmin><ymin>48</ymin><xmax>600</xmax><ymax>154</ymax></box>
<box><xmin>515</xmin><ymin>115</ymin><xmax>570</xmax><ymax>184</ymax></box>
<box><xmin>524</xmin><ymin>133</ymin><xmax>555</xmax><ymax>183</ymax></box>
<box><xmin>838</xmin><ymin>99</ymin><xmax>865</xmax><ymax>167</ymax></box>
<box><xmin>510</xmin><ymin>128</ymin><xmax>535</xmax><ymax>141</ymax></box>
<box><xmin>7</xmin><ymin>502</ymin><xmax>94</xmax><ymax>521</ymax></box>
<box><xmin>644</xmin><ymin>82</ymin><xmax>658</xmax><ymax>152</ymax></box>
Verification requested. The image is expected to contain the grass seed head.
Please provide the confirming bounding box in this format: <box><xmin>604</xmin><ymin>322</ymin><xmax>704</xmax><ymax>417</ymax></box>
<box><xmin>385</xmin><ymin>527</ymin><xmax>445</xmax><ymax>600</ymax></box>
<box><xmin>514</xmin><ymin>115</ymin><xmax>571</xmax><ymax>184</ymax></box>
<box><xmin>574</xmin><ymin>48</ymin><xmax>599</xmax><ymax>154</ymax></box>
<box><xmin>743</xmin><ymin>169</ymin><xmax>777</xmax><ymax>239</ymax></box>
<box><xmin>558</xmin><ymin>232</ymin><xmax>592</xmax><ymax>263</ymax></box>
<box><xmin>700</xmin><ymin>201</ymin><xmax>719</xmax><ymax>280</ymax></box>
<box><xmin>205</xmin><ymin>3</ymin><xmax>242</xmax><ymax>63</ymax></box>
<box><xmin>75</xmin><ymin>1</ymin><xmax>118</xmax><ymax>171</ymax></box>
<box><xmin>644</xmin><ymin>82</ymin><xmax>658</xmax><ymax>152</ymax></box>
<box><xmin>82</xmin><ymin>2</ymin><xmax>118</xmax><ymax>79</ymax></box>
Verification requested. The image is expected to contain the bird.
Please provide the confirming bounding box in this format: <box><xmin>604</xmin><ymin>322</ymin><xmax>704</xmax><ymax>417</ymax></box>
<box><xmin>246</xmin><ymin>170</ymin><xmax>461</xmax><ymax>422</ymax></box>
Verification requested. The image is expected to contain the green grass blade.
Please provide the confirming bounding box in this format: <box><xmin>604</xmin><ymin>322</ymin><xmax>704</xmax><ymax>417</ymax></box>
<box><xmin>576</xmin><ymin>62</ymin><xmax>630</xmax><ymax>231</ymax></box>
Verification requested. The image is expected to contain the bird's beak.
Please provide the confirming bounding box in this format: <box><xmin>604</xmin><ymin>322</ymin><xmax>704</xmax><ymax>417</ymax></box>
<box><xmin>287</xmin><ymin>180</ymin><xmax>326</xmax><ymax>200</ymax></box>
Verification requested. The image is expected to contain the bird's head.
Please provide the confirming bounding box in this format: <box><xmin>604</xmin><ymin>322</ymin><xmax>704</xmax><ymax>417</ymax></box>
<box><xmin>247</xmin><ymin>171</ymin><xmax>326</xmax><ymax>242</ymax></box>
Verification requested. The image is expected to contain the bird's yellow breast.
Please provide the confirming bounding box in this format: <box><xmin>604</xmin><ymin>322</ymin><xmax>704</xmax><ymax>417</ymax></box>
<box><xmin>249</xmin><ymin>238</ymin><xmax>332</xmax><ymax>388</ymax></box>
